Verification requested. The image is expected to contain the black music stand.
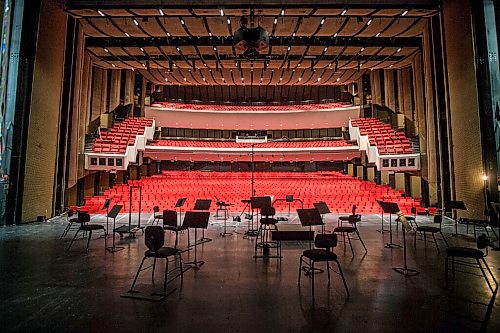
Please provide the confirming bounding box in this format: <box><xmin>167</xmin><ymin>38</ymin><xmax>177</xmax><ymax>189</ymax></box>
<box><xmin>377</xmin><ymin>200</ymin><xmax>402</xmax><ymax>249</ymax></box>
<box><xmin>392</xmin><ymin>212</ymin><xmax>420</xmax><ymax>277</ymax></box>
<box><xmin>313</xmin><ymin>202</ymin><xmax>331</xmax><ymax>234</ymax></box>
<box><xmin>175</xmin><ymin>198</ymin><xmax>187</xmax><ymax>221</ymax></box>
<box><xmin>490</xmin><ymin>202</ymin><xmax>500</xmax><ymax>251</ymax></box>
<box><xmin>297</xmin><ymin>208</ymin><xmax>324</xmax><ymax>276</ymax></box>
<box><xmin>193</xmin><ymin>199</ymin><xmax>212</xmax><ymax>244</ymax></box>
<box><xmin>245</xmin><ymin>196</ymin><xmax>271</xmax><ymax>238</ymax></box>
<box><xmin>107</xmin><ymin>205</ymin><xmax>124</xmax><ymax>253</ymax></box>
<box><xmin>448</xmin><ymin>200</ymin><xmax>467</xmax><ymax>236</ymax></box>
<box><xmin>102</xmin><ymin>198</ymin><xmax>112</xmax><ymax>236</ymax></box>
<box><xmin>182</xmin><ymin>211</ymin><xmax>210</xmax><ymax>269</ymax></box>
<box><xmin>286</xmin><ymin>195</ymin><xmax>294</xmax><ymax>216</ymax></box>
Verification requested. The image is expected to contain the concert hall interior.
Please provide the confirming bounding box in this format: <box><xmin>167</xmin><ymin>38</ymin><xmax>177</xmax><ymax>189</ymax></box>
<box><xmin>1</xmin><ymin>0</ymin><xmax>500</xmax><ymax>332</ymax></box>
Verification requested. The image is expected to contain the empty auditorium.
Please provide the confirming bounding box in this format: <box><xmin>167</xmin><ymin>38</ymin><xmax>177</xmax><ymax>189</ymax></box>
<box><xmin>1</xmin><ymin>0</ymin><xmax>500</xmax><ymax>332</ymax></box>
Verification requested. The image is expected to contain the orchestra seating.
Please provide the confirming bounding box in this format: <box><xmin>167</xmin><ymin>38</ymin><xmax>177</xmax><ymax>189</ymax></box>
<box><xmin>151</xmin><ymin>101</ymin><xmax>351</xmax><ymax>112</ymax></box>
<box><xmin>350</xmin><ymin>118</ymin><xmax>413</xmax><ymax>154</ymax></box>
<box><xmin>150</xmin><ymin>140</ymin><xmax>353</xmax><ymax>148</ymax></box>
<box><xmin>79</xmin><ymin>171</ymin><xmax>422</xmax><ymax>215</ymax></box>
<box><xmin>92</xmin><ymin>118</ymin><xmax>154</xmax><ymax>154</ymax></box>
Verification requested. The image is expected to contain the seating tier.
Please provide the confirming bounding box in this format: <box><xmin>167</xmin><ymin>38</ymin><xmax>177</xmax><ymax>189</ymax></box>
<box><xmin>92</xmin><ymin>118</ymin><xmax>154</xmax><ymax>154</ymax></box>
<box><xmin>151</xmin><ymin>102</ymin><xmax>351</xmax><ymax>112</ymax></box>
<box><xmin>150</xmin><ymin>140</ymin><xmax>353</xmax><ymax>148</ymax></box>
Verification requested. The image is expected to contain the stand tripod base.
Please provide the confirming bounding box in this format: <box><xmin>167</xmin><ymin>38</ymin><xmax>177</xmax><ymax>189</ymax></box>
<box><xmin>193</xmin><ymin>238</ymin><xmax>211</xmax><ymax>246</ymax></box>
<box><xmin>244</xmin><ymin>229</ymin><xmax>259</xmax><ymax>238</ymax></box>
<box><xmin>106</xmin><ymin>246</ymin><xmax>125</xmax><ymax>253</ymax></box>
<box><xmin>377</xmin><ymin>228</ymin><xmax>390</xmax><ymax>233</ymax></box>
<box><xmin>185</xmin><ymin>260</ymin><xmax>205</xmax><ymax>269</ymax></box>
<box><xmin>393</xmin><ymin>267</ymin><xmax>420</xmax><ymax>277</ymax></box>
<box><xmin>121</xmin><ymin>284</ymin><xmax>176</xmax><ymax>301</ymax></box>
<box><xmin>385</xmin><ymin>243</ymin><xmax>403</xmax><ymax>249</ymax></box>
<box><xmin>302</xmin><ymin>266</ymin><xmax>324</xmax><ymax>276</ymax></box>
<box><xmin>220</xmin><ymin>232</ymin><xmax>233</xmax><ymax>237</ymax></box>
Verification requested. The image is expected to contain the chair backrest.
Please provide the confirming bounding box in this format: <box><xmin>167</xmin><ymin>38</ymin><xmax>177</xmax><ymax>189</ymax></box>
<box><xmin>261</xmin><ymin>206</ymin><xmax>276</xmax><ymax>217</ymax></box>
<box><xmin>162</xmin><ymin>210</ymin><xmax>177</xmax><ymax>227</ymax></box>
<box><xmin>411</xmin><ymin>207</ymin><xmax>417</xmax><ymax>215</ymax></box>
<box><xmin>67</xmin><ymin>209</ymin><xmax>74</xmax><ymax>218</ymax></box>
<box><xmin>348</xmin><ymin>214</ymin><xmax>361</xmax><ymax>225</ymax></box>
<box><xmin>434</xmin><ymin>214</ymin><xmax>443</xmax><ymax>228</ymax></box>
<box><xmin>153</xmin><ymin>206</ymin><xmax>160</xmax><ymax>213</ymax></box>
<box><xmin>477</xmin><ymin>234</ymin><xmax>488</xmax><ymax>250</ymax></box>
<box><xmin>145</xmin><ymin>226</ymin><xmax>165</xmax><ymax>252</ymax></box>
<box><xmin>351</xmin><ymin>204</ymin><xmax>357</xmax><ymax>215</ymax></box>
<box><xmin>315</xmin><ymin>233</ymin><xmax>337</xmax><ymax>251</ymax></box>
<box><xmin>78</xmin><ymin>212</ymin><xmax>91</xmax><ymax>223</ymax></box>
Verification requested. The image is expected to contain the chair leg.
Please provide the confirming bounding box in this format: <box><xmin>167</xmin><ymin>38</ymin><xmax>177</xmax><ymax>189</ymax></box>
<box><xmin>336</xmin><ymin>260</ymin><xmax>350</xmax><ymax>298</ymax></box>
<box><xmin>60</xmin><ymin>222</ymin><xmax>72</xmax><ymax>240</ymax></box>
<box><xmin>163</xmin><ymin>258</ymin><xmax>169</xmax><ymax>295</ymax></box>
<box><xmin>445</xmin><ymin>256</ymin><xmax>449</xmax><ymax>285</ymax></box>
<box><xmin>356</xmin><ymin>230</ymin><xmax>367</xmax><ymax>252</ymax></box>
<box><xmin>311</xmin><ymin>261</ymin><xmax>315</xmax><ymax>300</ymax></box>
<box><xmin>66</xmin><ymin>229</ymin><xmax>80</xmax><ymax>252</ymax></box>
<box><xmin>174</xmin><ymin>231</ymin><xmax>179</xmax><ymax>249</ymax></box>
<box><xmin>477</xmin><ymin>259</ymin><xmax>494</xmax><ymax>293</ymax></box>
<box><xmin>347</xmin><ymin>233</ymin><xmax>354</xmax><ymax>256</ymax></box>
<box><xmin>452</xmin><ymin>257</ymin><xmax>456</xmax><ymax>277</ymax></box>
<box><xmin>298</xmin><ymin>256</ymin><xmax>303</xmax><ymax>284</ymax></box>
<box><xmin>85</xmin><ymin>230</ymin><xmax>93</xmax><ymax>253</ymax></box>
<box><xmin>152</xmin><ymin>258</ymin><xmax>157</xmax><ymax>282</ymax></box>
<box><xmin>414</xmin><ymin>230</ymin><xmax>417</xmax><ymax>249</ymax></box>
<box><xmin>432</xmin><ymin>232</ymin><xmax>440</xmax><ymax>252</ymax></box>
<box><xmin>424</xmin><ymin>232</ymin><xmax>427</xmax><ymax>246</ymax></box>
<box><xmin>440</xmin><ymin>231</ymin><xmax>449</xmax><ymax>247</ymax></box>
<box><xmin>129</xmin><ymin>256</ymin><xmax>146</xmax><ymax>292</ymax></box>
<box><xmin>178</xmin><ymin>254</ymin><xmax>184</xmax><ymax>284</ymax></box>
<box><xmin>326</xmin><ymin>261</ymin><xmax>331</xmax><ymax>283</ymax></box>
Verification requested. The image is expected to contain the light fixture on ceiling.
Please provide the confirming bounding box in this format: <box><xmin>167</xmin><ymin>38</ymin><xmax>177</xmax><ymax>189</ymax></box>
<box><xmin>165</xmin><ymin>77</ymin><xmax>168</xmax><ymax>82</ymax></box>
<box><xmin>397</xmin><ymin>48</ymin><xmax>402</xmax><ymax>53</ymax></box>
<box><xmin>111</xmin><ymin>63</ymin><xmax>116</xmax><ymax>68</ymax></box>
<box><xmin>167</xmin><ymin>32</ymin><xmax>171</xmax><ymax>37</ymax></box>
<box><xmin>298</xmin><ymin>77</ymin><xmax>302</xmax><ymax>81</ymax></box>
<box><xmin>281</xmin><ymin>9</ymin><xmax>285</xmax><ymax>16</ymax></box>
<box><xmin>140</xmin><ymin>47</ymin><xmax>144</xmax><ymax>52</ymax></box>
<box><xmin>375</xmin><ymin>32</ymin><xmax>381</xmax><ymax>37</ymax></box>
<box><xmin>209</xmin><ymin>32</ymin><xmax>212</xmax><ymax>37</ymax></box>
<box><xmin>176</xmin><ymin>47</ymin><xmax>180</xmax><ymax>52</ymax></box>
<box><xmin>402</xmin><ymin>10</ymin><xmax>409</xmax><ymax>16</ymax></box>
<box><xmin>323</xmin><ymin>46</ymin><xmax>328</xmax><ymax>52</ymax></box>
<box><xmin>317</xmin><ymin>77</ymin><xmax>321</xmax><ymax>81</ymax></box>
<box><xmin>180</xmin><ymin>18</ymin><xmax>185</xmax><ymax>25</ymax></box>
<box><xmin>360</xmin><ymin>47</ymin><xmax>365</xmax><ymax>52</ymax></box>
<box><xmin>220</xmin><ymin>9</ymin><xmax>224</xmax><ymax>16</ymax></box>
<box><xmin>341</xmin><ymin>9</ymin><xmax>347</xmax><ymax>16</ymax></box>
<box><xmin>98</xmin><ymin>10</ymin><xmax>105</xmax><ymax>17</ymax></box>
<box><xmin>273</xmin><ymin>18</ymin><xmax>278</xmax><ymax>25</ymax></box>
<box><xmin>287</xmin><ymin>46</ymin><xmax>291</xmax><ymax>52</ymax></box>
<box><xmin>292</xmin><ymin>32</ymin><xmax>296</xmax><ymax>37</ymax></box>
<box><xmin>227</xmin><ymin>18</ymin><xmax>231</xmax><ymax>25</ymax></box>
<box><xmin>133</xmin><ymin>19</ymin><xmax>139</xmax><ymax>26</ymax></box>
<box><xmin>159</xmin><ymin>9</ymin><xmax>164</xmax><ymax>16</ymax></box>
<box><xmin>336</xmin><ymin>77</ymin><xmax>341</xmax><ymax>82</ymax></box>
<box><xmin>334</xmin><ymin>32</ymin><xmax>338</xmax><ymax>37</ymax></box>
<box><xmin>389</xmin><ymin>64</ymin><xmax>394</xmax><ymax>68</ymax></box>
<box><xmin>320</xmin><ymin>18</ymin><xmax>325</xmax><ymax>25</ymax></box>
<box><xmin>367</xmin><ymin>18</ymin><xmax>373</xmax><ymax>26</ymax></box>
<box><xmin>103</xmin><ymin>48</ymin><xmax>109</xmax><ymax>52</ymax></box>
<box><xmin>125</xmin><ymin>32</ymin><xmax>130</xmax><ymax>37</ymax></box>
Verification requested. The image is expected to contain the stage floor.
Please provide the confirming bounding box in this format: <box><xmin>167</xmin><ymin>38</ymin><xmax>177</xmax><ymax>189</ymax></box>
<box><xmin>0</xmin><ymin>213</ymin><xmax>499</xmax><ymax>332</ymax></box>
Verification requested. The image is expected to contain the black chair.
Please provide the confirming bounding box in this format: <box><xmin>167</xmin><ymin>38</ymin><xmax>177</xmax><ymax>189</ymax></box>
<box><xmin>337</xmin><ymin>204</ymin><xmax>361</xmax><ymax>226</ymax></box>
<box><xmin>298</xmin><ymin>233</ymin><xmax>349</xmax><ymax>299</ymax></box>
<box><xmin>413</xmin><ymin>214</ymin><xmax>449</xmax><ymax>252</ymax></box>
<box><xmin>162</xmin><ymin>209</ymin><xmax>189</xmax><ymax>248</ymax></box>
<box><xmin>152</xmin><ymin>206</ymin><xmax>162</xmax><ymax>225</ymax></box>
<box><xmin>334</xmin><ymin>214</ymin><xmax>367</xmax><ymax>255</ymax></box>
<box><xmin>66</xmin><ymin>212</ymin><xmax>107</xmax><ymax>253</ymax></box>
<box><xmin>254</xmin><ymin>206</ymin><xmax>282</xmax><ymax>258</ymax></box>
<box><xmin>128</xmin><ymin>226</ymin><xmax>184</xmax><ymax>296</ymax></box>
<box><xmin>59</xmin><ymin>209</ymin><xmax>82</xmax><ymax>240</ymax></box>
<box><xmin>445</xmin><ymin>234</ymin><xmax>498</xmax><ymax>293</ymax></box>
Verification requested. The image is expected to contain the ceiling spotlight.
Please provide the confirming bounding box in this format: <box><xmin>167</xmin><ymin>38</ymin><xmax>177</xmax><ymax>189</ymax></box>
<box><xmin>367</xmin><ymin>18</ymin><xmax>373</xmax><ymax>25</ymax></box>
<box><xmin>165</xmin><ymin>78</ymin><xmax>168</xmax><ymax>82</ymax></box>
<box><xmin>213</xmin><ymin>46</ymin><xmax>217</xmax><ymax>51</ymax></box>
<box><xmin>260</xmin><ymin>77</ymin><xmax>263</xmax><ymax>81</ymax></box>
<box><xmin>334</xmin><ymin>32</ymin><xmax>338</xmax><ymax>37</ymax></box>
<box><xmin>203</xmin><ymin>77</ymin><xmax>206</xmax><ymax>81</ymax></box>
<box><xmin>222</xmin><ymin>77</ymin><xmax>225</xmax><ymax>81</ymax></box>
<box><xmin>324</xmin><ymin>46</ymin><xmax>328</xmax><ymax>52</ymax></box>
<box><xmin>298</xmin><ymin>77</ymin><xmax>302</xmax><ymax>81</ymax></box>
<box><xmin>176</xmin><ymin>47</ymin><xmax>180</xmax><ymax>52</ymax></box>
<box><xmin>204</xmin><ymin>63</ymin><xmax>207</xmax><ymax>67</ymax></box>
<box><xmin>241</xmin><ymin>77</ymin><xmax>244</xmax><ymax>81</ymax></box>
<box><xmin>336</xmin><ymin>77</ymin><xmax>341</xmax><ymax>82</ymax></box>
<box><xmin>389</xmin><ymin>64</ymin><xmax>394</xmax><ymax>68</ymax></box>
<box><xmin>397</xmin><ymin>48</ymin><xmax>402</xmax><ymax>53</ymax></box>
<box><xmin>98</xmin><ymin>10</ymin><xmax>105</xmax><ymax>17</ymax></box>
<box><xmin>320</xmin><ymin>18</ymin><xmax>325</xmax><ymax>25</ymax></box>
<box><xmin>167</xmin><ymin>32</ymin><xmax>171</xmax><ymax>37</ymax></box>
<box><xmin>140</xmin><ymin>47</ymin><xmax>144</xmax><ymax>52</ymax></box>
<box><xmin>125</xmin><ymin>32</ymin><xmax>130</xmax><ymax>37</ymax></box>
<box><xmin>375</xmin><ymin>32</ymin><xmax>381</xmax><ymax>37</ymax></box>
<box><xmin>281</xmin><ymin>9</ymin><xmax>285</xmax><ymax>16</ymax></box>
<box><xmin>103</xmin><ymin>48</ymin><xmax>109</xmax><ymax>53</ymax></box>
<box><xmin>292</xmin><ymin>32</ymin><xmax>296</xmax><ymax>37</ymax></box>
<box><xmin>317</xmin><ymin>77</ymin><xmax>321</xmax><ymax>81</ymax></box>
<box><xmin>341</xmin><ymin>9</ymin><xmax>347</xmax><ymax>16</ymax></box>
<box><xmin>111</xmin><ymin>64</ymin><xmax>116</xmax><ymax>68</ymax></box>
<box><xmin>227</xmin><ymin>18</ymin><xmax>231</xmax><ymax>25</ymax></box>
<box><xmin>287</xmin><ymin>46</ymin><xmax>291</xmax><ymax>51</ymax></box>
<box><xmin>279</xmin><ymin>77</ymin><xmax>283</xmax><ymax>81</ymax></box>
<box><xmin>220</xmin><ymin>9</ymin><xmax>224</xmax><ymax>16</ymax></box>
<box><xmin>209</xmin><ymin>32</ymin><xmax>212</xmax><ymax>37</ymax></box>
<box><xmin>180</xmin><ymin>19</ymin><xmax>185</xmax><ymax>25</ymax></box>
<box><xmin>360</xmin><ymin>47</ymin><xmax>365</xmax><ymax>52</ymax></box>
<box><xmin>402</xmin><ymin>10</ymin><xmax>409</xmax><ymax>16</ymax></box>
<box><xmin>297</xmin><ymin>63</ymin><xmax>301</xmax><ymax>67</ymax></box>
<box><xmin>159</xmin><ymin>9</ymin><xmax>165</xmax><ymax>16</ymax></box>
<box><xmin>142</xmin><ymin>63</ymin><xmax>146</xmax><ymax>67</ymax></box>
<box><xmin>273</xmin><ymin>18</ymin><xmax>278</xmax><ymax>25</ymax></box>
<box><xmin>183</xmin><ymin>77</ymin><xmax>187</xmax><ymax>81</ymax></box>
<box><xmin>133</xmin><ymin>19</ymin><xmax>139</xmax><ymax>26</ymax></box>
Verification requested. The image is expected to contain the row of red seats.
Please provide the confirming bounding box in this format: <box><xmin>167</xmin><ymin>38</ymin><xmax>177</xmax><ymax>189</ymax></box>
<box><xmin>92</xmin><ymin>118</ymin><xmax>153</xmax><ymax>154</ymax></box>
<box><xmin>151</xmin><ymin>102</ymin><xmax>351</xmax><ymax>112</ymax></box>
<box><xmin>351</xmin><ymin>118</ymin><xmax>414</xmax><ymax>155</ymax></box>
<box><xmin>79</xmin><ymin>171</ymin><xmax>423</xmax><ymax>215</ymax></box>
<box><xmin>150</xmin><ymin>140</ymin><xmax>353</xmax><ymax>148</ymax></box>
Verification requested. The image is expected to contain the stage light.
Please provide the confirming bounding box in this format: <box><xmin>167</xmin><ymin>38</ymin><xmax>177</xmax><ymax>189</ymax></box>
<box><xmin>220</xmin><ymin>9</ymin><xmax>224</xmax><ymax>16</ymax></box>
<box><xmin>159</xmin><ymin>9</ymin><xmax>165</xmax><ymax>16</ymax></box>
<box><xmin>320</xmin><ymin>18</ymin><xmax>325</xmax><ymax>25</ymax></box>
<box><xmin>360</xmin><ymin>47</ymin><xmax>365</xmax><ymax>52</ymax></box>
<box><xmin>402</xmin><ymin>10</ymin><xmax>409</xmax><ymax>16</ymax></box>
<box><xmin>292</xmin><ymin>32</ymin><xmax>296</xmax><ymax>37</ymax></box>
<box><xmin>341</xmin><ymin>9</ymin><xmax>347</xmax><ymax>16</ymax></box>
<box><xmin>103</xmin><ymin>48</ymin><xmax>109</xmax><ymax>52</ymax></box>
<box><xmin>227</xmin><ymin>18</ymin><xmax>231</xmax><ymax>25</ymax></box>
<box><xmin>375</xmin><ymin>32</ymin><xmax>381</xmax><ymax>37</ymax></box>
<box><xmin>367</xmin><ymin>18</ymin><xmax>373</xmax><ymax>26</ymax></box>
<box><xmin>482</xmin><ymin>175</ymin><xmax>489</xmax><ymax>181</ymax></box>
<box><xmin>140</xmin><ymin>47</ymin><xmax>144</xmax><ymax>52</ymax></box>
<box><xmin>324</xmin><ymin>46</ymin><xmax>328</xmax><ymax>52</ymax></box>
<box><xmin>133</xmin><ymin>19</ymin><xmax>139</xmax><ymax>26</ymax></box>
<box><xmin>274</xmin><ymin>18</ymin><xmax>278</xmax><ymax>25</ymax></box>
<box><xmin>397</xmin><ymin>48</ymin><xmax>402</xmax><ymax>53</ymax></box>
<box><xmin>287</xmin><ymin>46</ymin><xmax>291</xmax><ymax>52</ymax></box>
<box><xmin>334</xmin><ymin>32</ymin><xmax>338</xmax><ymax>37</ymax></box>
<box><xmin>98</xmin><ymin>10</ymin><xmax>105</xmax><ymax>17</ymax></box>
<box><xmin>176</xmin><ymin>47</ymin><xmax>180</xmax><ymax>52</ymax></box>
<box><xmin>111</xmin><ymin>64</ymin><xmax>116</xmax><ymax>68</ymax></box>
<box><xmin>281</xmin><ymin>9</ymin><xmax>285</xmax><ymax>16</ymax></box>
<box><xmin>125</xmin><ymin>32</ymin><xmax>130</xmax><ymax>37</ymax></box>
<box><xmin>167</xmin><ymin>32</ymin><xmax>171</xmax><ymax>37</ymax></box>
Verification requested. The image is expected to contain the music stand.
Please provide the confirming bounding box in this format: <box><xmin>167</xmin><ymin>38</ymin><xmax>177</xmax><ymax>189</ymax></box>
<box><xmin>297</xmin><ymin>208</ymin><xmax>324</xmax><ymax>276</ymax></box>
<box><xmin>175</xmin><ymin>197</ymin><xmax>187</xmax><ymax>221</ymax></box>
<box><xmin>193</xmin><ymin>199</ymin><xmax>212</xmax><ymax>244</ymax></box>
<box><xmin>245</xmin><ymin>196</ymin><xmax>271</xmax><ymax>238</ymax></box>
<box><xmin>182</xmin><ymin>211</ymin><xmax>210</xmax><ymax>269</ymax></box>
<box><xmin>376</xmin><ymin>200</ymin><xmax>402</xmax><ymax>249</ymax></box>
<box><xmin>107</xmin><ymin>205</ymin><xmax>124</xmax><ymax>253</ymax></box>
<box><xmin>286</xmin><ymin>195</ymin><xmax>294</xmax><ymax>216</ymax></box>
<box><xmin>392</xmin><ymin>212</ymin><xmax>420</xmax><ymax>277</ymax></box>
<box><xmin>490</xmin><ymin>202</ymin><xmax>500</xmax><ymax>251</ymax></box>
<box><xmin>102</xmin><ymin>198</ymin><xmax>112</xmax><ymax>236</ymax></box>
<box><xmin>448</xmin><ymin>200</ymin><xmax>467</xmax><ymax>236</ymax></box>
<box><xmin>313</xmin><ymin>202</ymin><xmax>331</xmax><ymax>234</ymax></box>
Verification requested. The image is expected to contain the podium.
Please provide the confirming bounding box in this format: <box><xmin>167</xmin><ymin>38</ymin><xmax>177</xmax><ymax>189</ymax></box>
<box><xmin>182</xmin><ymin>211</ymin><xmax>210</xmax><ymax>269</ymax></box>
<box><xmin>297</xmin><ymin>208</ymin><xmax>325</xmax><ymax>276</ymax></box>
<box><xmin>313</xmin><ymin>201</ymin><xmax>331</xmax><ymax>234</ymax></box>
<box><xmin>193</xmin><ymin>199</ymin><xmax>212</xmax><ymax>244</ymax></box>
<box><xmin>376</xmin><ymin>200</ymin><xmax>402</xmax><ymax>249</ymax></box>
<box><xmin>107</xmin><ymin>205</ymin><xmax>124</xmax><ymax>253</ymax></box>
